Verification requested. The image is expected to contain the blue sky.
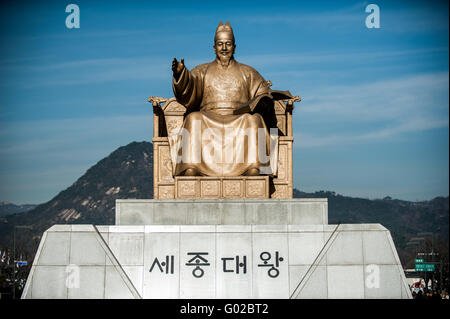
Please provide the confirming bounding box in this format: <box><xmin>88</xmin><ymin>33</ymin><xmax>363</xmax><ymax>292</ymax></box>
<box><xmin>0</xmin><ymin>0</ymin><xmax>448</xmax><ymax>204</ymax></box>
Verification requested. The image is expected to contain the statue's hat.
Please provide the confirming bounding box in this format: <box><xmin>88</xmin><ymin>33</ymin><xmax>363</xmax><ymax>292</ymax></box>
<box><xmin>215</xmin><ymin>21</ymin><xmax>234</xmax><ymax>41</ymax></box>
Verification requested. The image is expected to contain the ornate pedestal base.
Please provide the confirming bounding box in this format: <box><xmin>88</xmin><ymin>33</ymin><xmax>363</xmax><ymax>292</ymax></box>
<box><xmin>175</xmin><ymin>176</ymin><xmax>269</xmax><ymax>199</ymax></box>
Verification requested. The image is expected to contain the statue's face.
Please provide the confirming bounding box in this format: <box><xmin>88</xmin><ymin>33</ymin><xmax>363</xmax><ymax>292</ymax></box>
<box><xmin>213</xmin><ymin>32</ymin><xmax>235</xmax><ymax>62</ymax></box>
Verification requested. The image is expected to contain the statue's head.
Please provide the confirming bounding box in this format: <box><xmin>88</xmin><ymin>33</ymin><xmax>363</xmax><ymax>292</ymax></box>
<box><xmin>213</xmin><ymin>21</ymin><xmax>236</xmax><ymax>63</ymax></box>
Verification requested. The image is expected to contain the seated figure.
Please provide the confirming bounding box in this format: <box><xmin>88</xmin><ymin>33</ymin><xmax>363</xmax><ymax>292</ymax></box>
<box><xmin>169</xmin><ymin>21</ymin><xmax>294</xmax><ymax>178</ymax></box>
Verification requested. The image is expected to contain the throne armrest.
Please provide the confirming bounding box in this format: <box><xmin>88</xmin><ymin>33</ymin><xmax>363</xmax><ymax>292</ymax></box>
<box><xmin>149</xmin><ymin>89</ymin><xmax>299</xmax><ymax>138</ymax></box>
<box><xmin>266</xmin><ymin>78</ymin><xmax>301</xmax><ymax>136</ymax></box>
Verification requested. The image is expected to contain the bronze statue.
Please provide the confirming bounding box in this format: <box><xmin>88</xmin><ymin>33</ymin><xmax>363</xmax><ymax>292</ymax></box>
<box><xmin>169</xmin><ymin>22</ymin><xmax>294</xmax><ymax>178</ymax></box>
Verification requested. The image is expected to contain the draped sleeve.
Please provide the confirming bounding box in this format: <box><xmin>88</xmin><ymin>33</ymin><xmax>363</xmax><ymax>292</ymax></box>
<box><xmin>172</xmin><ymin>63</ymin><xmax>209</xmax><ymax>110</ymax></box>
<box><xmin>240</xmin><ymin>64</ymin><xmax>271</xmax><ymax>99</ymax></box>
<box><xmin>237</xmin><ymin>63</ymin><xmax>278</xmax><ymax>128</ymax></box>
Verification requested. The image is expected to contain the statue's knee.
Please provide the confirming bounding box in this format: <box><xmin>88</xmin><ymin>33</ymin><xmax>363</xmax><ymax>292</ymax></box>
<box><xmin>254</xmin><ymin>113</ymin><xmax>264</xmax><ymax>122</ymax></box>
<box><xmin>183</xmin><ymin>167</ymin><xmax>199</xmax><ymax>176</ymax></box>
<box><xmin>244</xmin><ymin>113</ymin><xmax>264</xmax><ymax>127</ymax></box>
<box><xmin>253</xmin><ymin>113</ymin><xmax>265</xmax><ymax>125</ymax></box>
<box><xmin>245</xmin><ymin>168</ymin><xmax>260</xmax><ymax>176</ymax></box>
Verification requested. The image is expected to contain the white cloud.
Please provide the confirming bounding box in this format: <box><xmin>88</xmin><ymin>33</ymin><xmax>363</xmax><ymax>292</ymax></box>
<box><xmin>239</xmin><ymin>47</ymin><xmax>448</xmax><ymax>69</ymax></box>
<box><xmin>293</xmin><ymin>71</ymin><xmax>449</xmax><ymax>148</ymax></box>
<box><xmin>0</xmin><ymin>57</ymin><xmax>172</xmax><ymax>88</ymax></box>
<box><xmin>0</xmin><ymin>115</ymin><xmax>153</xmax><ymax>156</ymax></box>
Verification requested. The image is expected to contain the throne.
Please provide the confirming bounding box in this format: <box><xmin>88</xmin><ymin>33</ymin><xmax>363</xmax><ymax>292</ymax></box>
<box><xmin>149</xmin><ymin>82</ymin><xmax>300</xmax><ymax>199</ymax></box>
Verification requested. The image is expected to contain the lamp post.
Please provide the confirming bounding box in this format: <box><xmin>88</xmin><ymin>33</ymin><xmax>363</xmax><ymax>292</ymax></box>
<box><xmin>411</xmin><ymin>236</ymin><xmax>429</xmax><ymax>291</ymax></box>
<box><xmin>406</xmin><ymin>241</ymin><xmax>420</xmax><ymax>259</ymax></box>
<box><xmin>408</xmin><ymin>237</ymin><xmax>428</xmax><ymax>291</ymax></box>
<box><xmin>405</xmin><ymin>240</ymin><xmax>421</xmax><ymax>293</ymax></box>
<box><xmin>407</xmin><ymin>237</ymin><xmax>425</xmax><ymax>261</ymax></box>
<box><xmin>417</xmin><ymin>232</ymin><xmax>434</xmax><ymax>261</ymax></box>
<box><xmin>411</xmin><ymin>232</ymin><xmax>439</xmax><ymax>293</ymax></box>
<box><xmin>417</xmin><ymin>232</ymin><xmax>436</xmax><ymax>293</ymax></box>
<box><xmin>13</xmin><ymin>225</ymin><xmax>33</xmax><ymax>299</ymax></box>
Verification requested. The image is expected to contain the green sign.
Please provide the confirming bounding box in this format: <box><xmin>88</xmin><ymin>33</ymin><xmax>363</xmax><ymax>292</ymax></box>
<box><xmin>415</xmin><ymin>263</ymin><xmax>435</xmax><ymax>272</ymax></box>
<box><xmin>415</xmin><ymin>259</ymin><xmax>424</xmax><ymax>263</ymax></box>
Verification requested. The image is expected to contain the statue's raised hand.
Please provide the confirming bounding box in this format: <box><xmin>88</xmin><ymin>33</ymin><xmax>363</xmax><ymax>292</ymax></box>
<box><xmin>172</xmin><ymin>58</ymin><xmax>185</xmax><ymax>80</ymax></box>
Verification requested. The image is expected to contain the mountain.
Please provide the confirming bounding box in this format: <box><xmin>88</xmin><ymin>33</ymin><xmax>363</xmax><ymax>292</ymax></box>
<box><xmin>294</xmin><ymin>190</ymin><xmax>449</xmax><ymax>245</ymax></box>
<box><xmin>293</xmin><ymin>190</ymin><xmax>449</xmax><ymax>268</ymax></box>
<box><xmin>0</xmin><ymin>141</ymin><xmax>153</xmax><ymax>258</ymax></box>
<box><xmin>0</xmin><ymin>141</ymin><xmax>448</xmax><ymax>269</ymax></box>
<box><xmin>0</xmin><ymin>202</ymin><xmax>36</xmax><ymax>217</ymax></box>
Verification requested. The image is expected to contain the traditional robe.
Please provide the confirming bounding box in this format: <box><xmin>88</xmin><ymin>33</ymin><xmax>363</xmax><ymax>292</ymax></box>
<box><xmin>170</xmin><ymin>58</ymin><xmax>278</xmax><ymax>177</ymax></box>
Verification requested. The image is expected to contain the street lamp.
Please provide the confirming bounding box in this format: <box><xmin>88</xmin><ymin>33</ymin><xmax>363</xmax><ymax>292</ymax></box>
<box><xmin>407</xmin><ymin>237</ymin><xmax>430</xmax><ymax>291</ymax></box>
<box><xmin>406</xmin><ymin>241</ymin><xmax>421</xmax><ymax>269</ymax></box>
<box><xmin>406</xmin><ymin>242</ymin><xmax>419</xmax><ymax>248</ymax></box>
<box><xmin>412</xmin><ymin>232</ymin><xmax>440</xmax><ymax>293</ymax></box>
<box><xmin>417</xmin><ymin>232</ymin><xmax>433</xmax><ymax>236</ymax></box>
<box><xmin>407</xmin><ymin>238</ymin><xmax>425</xmax><ymax>258</ymax></box>
<box><xmin>417</xmin><ymin>232</ymin><xmax>435</xmax><ymax>257</ymax></box>
<box><xmin>13</xmin><ymin>225</ymin><xmax>33</xmax><ymax>299</ymax></box>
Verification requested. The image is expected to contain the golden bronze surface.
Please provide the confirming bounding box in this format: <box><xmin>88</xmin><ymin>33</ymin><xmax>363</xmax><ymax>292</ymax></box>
<box><xmin>168</xmin><ymin>22</ymin><xmax>297</xmax><ymax>177</ymax></box>
<box><xmin>150</xmin><ymin>22</ymin><xmax>300</xmax><ymax>198</ymax></box>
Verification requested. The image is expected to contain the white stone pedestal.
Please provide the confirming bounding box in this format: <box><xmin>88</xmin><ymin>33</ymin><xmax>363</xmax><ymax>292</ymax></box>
<box><xmin>116</xmin><ymin>199</ymin><xmax>328</xmax><ymax>225</ymax></box>
<box><xmin>22</xmin><ymin>199</ymin><xmax>411</xmax><ymax>299</ymax></box>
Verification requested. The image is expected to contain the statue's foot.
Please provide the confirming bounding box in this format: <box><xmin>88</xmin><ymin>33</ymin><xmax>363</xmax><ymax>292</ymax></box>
<box><xmin>245</xmin><ymin>168</ymin><xmax>260</xmax><ymax>176</ymax></box>
<box><xmin>183</xmin><ymin>168</ymin><xmax>199</xmax><ymax>176</ymax></box>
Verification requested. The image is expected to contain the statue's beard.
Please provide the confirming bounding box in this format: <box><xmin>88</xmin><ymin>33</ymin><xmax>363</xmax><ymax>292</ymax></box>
<box><xmin>216</xmin><ymin>52</ymin><xmax>234</xmax><ymax>66</ymax></box>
